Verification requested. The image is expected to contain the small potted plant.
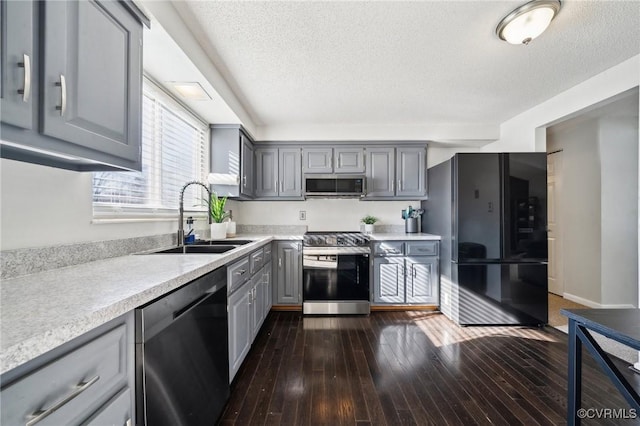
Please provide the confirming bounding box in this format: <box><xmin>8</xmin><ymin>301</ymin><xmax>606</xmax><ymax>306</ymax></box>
<box><xmin>361</xmin><ymin>215</ymin><xmax>378</xmax><ymax>234</ymax></box>
<box><xmin>209</xmin><ymin>192</ymin><xmax>230</xmax><ymax>239</ymax></box>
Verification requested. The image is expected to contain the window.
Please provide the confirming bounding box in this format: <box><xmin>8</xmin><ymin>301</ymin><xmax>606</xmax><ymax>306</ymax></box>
<box><xmin>93</xmin><ymin>77</ymin><xmax>209</xmax><ymax>217</ymax></box>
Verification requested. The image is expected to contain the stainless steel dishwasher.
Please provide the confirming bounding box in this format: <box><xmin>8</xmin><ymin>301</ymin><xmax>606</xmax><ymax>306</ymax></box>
<box><xmin>135</xmin><ymin>266</ymin><xmax>229</xmax><ymax>425</ymax></box>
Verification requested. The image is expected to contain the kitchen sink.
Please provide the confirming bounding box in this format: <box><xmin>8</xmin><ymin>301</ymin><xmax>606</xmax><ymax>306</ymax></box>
<box><xmin>151</xmin><ymin>245</ymin><xmax>239</xmax><ymax>254</ymax></box>
<box><xmin>196</xmin><ymin>240</ymin><xmax>253</xmax><ymax>246</ymax></box>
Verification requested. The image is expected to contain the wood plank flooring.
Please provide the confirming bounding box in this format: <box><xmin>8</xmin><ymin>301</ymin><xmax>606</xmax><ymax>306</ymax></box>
<box><xmin>219</xmin><ymin>311</ymin><xmax>640</xmax><ymax>426</ymax></box>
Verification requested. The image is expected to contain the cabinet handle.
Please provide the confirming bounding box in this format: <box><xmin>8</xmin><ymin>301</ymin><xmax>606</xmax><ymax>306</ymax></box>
<box><xmin>275</xmin><ymin>179</ymin><xmax>278</xmax><ymax>192</ymax></box>
<box><xmin>398</xmin><ymin>179</ymin><xmax>402</xmax><ymax>192</ymax></box>
<box><xmin>413</xmin><ymin>267</ymin><xmax>417</xmax><ymax>278</ymax></box>
<box><xmin>278</xmin><ymin>258</ymin><xmax>282</xmax><ymax>268</ymax></box>
<box><xmin>17</xmin><ymin>54</ymin><xmax>31</xmax><ymax>102</ymax></box>
<box><xmin>235</xmin><ymin>269</ymin><xmax>246</xmax><ymax>275</ymax></box>
<box><xmin>280</xmin><ymin>180</ymin><xmax>284</xmax><ymax>193</ymax></box>
<box><xmin>55</xmin><ymin>74</ymin><xmax>66</xmax><ymax>116</ymax></box>
<box><xmin>391</xmin><ymin>180</ymin><xmax>394</xmax><ymax>192</ymax></box>
<box><xmin>26</xmin><ymin>375</ymin><xmax>100</xmax><ymax>426</ymax></box>
<box><xmin>125</xmin><ymin>419</ymin><xmax>132</xmax><ymax>426</ymax></box>
<box><xmin>243</xmin><ymin>175</ymin><xmax>247</xmax><ymax>188</ymax></box>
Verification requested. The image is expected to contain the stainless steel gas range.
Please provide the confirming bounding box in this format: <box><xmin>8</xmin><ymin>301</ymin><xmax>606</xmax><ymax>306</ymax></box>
<box><xmin>302</xmin><ymin>231</ymin><xmax>371</xmax><ymax>315</ymax></box>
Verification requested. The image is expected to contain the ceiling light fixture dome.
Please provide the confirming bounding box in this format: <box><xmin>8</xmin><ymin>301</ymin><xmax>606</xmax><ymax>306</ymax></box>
<box><xmin>496</xmin><ymin>0</ymin><xmax>561</xmax><ymax>45</ymax></box>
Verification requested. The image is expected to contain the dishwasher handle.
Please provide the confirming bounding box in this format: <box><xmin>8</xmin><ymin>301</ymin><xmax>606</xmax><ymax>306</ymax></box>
<box><xmin>173</xmin><ymin>293</ymin><xmax>211</xmax><ymax>321</ymax></box>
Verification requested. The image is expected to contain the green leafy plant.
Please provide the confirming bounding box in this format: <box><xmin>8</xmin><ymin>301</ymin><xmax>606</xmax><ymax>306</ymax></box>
<box><xmin>209</xmin><ymin>192</ymin><xmax>230</xmax><ymax>223</ymax></box>
<box><xmin>361</xmin><ymin>215</ymin><xmax>378</xmax><ymax>225</ymax></box>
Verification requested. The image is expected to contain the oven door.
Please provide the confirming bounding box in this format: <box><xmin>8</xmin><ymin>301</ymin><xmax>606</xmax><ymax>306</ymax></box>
<box><xmin>302</xmin><ymin>247</ymin><xmax>370</xmax><ymax>303</ymax></box>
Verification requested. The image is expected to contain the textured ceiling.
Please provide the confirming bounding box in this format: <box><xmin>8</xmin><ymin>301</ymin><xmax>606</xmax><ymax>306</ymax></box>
<box><xmin>172</xmin><ymin>0</ymin><xmax>639</xmax><ymax>136</ymax></box>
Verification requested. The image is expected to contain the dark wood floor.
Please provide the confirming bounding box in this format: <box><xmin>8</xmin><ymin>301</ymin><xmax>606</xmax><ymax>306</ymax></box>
<box><xmin>219</xmin><ymin>311</ymin><xmax>640</xmax><ymax>426</ymax></box>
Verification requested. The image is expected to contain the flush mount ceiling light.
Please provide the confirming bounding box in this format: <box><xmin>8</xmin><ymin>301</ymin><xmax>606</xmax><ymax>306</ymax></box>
<box><xmin>168</xmin><ymin>81</ymin><xmax>212</xmax><ymax>101</ymax></box>
<box><xmin>496</xmin><ymin>0</ymin><xmax>561</xmax><ymax>45</ymax></box>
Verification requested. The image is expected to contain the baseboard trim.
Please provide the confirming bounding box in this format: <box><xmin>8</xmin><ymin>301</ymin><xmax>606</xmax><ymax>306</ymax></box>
<box><xmin>270</xmin><ymin>305</ymin><xmax>302</xmax><ymax>312</ymax></box>
<box><xmin>371</xmin><ymin>305</ymin><xmax>439</xmax><ymax>311</ymax></box>
<box><xmin>563</xmin><ymin>293</ymin><xmax>636</xmax><ymax>309</ymax></box>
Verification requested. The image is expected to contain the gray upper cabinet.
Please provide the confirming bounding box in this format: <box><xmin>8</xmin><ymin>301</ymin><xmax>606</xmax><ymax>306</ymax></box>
<box><xmin>365</xmin><ymin>147</ymin><xmax>395</xmax><ymax>197</ymax></box>
<box><xmin>279</xmin><ymin>148</ymin><xmax>302</xmax><ymax>197</ymax></box>
<box><xmin>396</xmin><ymin>147</ymin><xmax>426</xmax><ymax>197</ymax></box>
<box><xmin>365</xmin><ymin>146</ymin><xmax>427</xmax><ymax>199</ymax></box>
<box><xmin>302</xmin><ymin>146</ymin><xmax>365</xmax><ymax>174</ymax></box>
<box><xmin>254</xmin><ymin>146</ymin><xmax>302</xmax><ymax>199</ymax></box>
<box><xmin>302</xmin><ymin>147</ymin><xmax>332</xmax><ymax>173</ymax></box>
<box><xmin>1</xmin><ymin>0</ymin><xmax>34</xmax><ymax>130</ymax></box>
<box><xmin>0</xmin><ymin>0</ymin><xmax>146</xmax><ymax>172</ymax></box>
<box><xmin>255</xmin><ymin>148</ymin><xmax>278</xmax><ymax>197</ymax></box>
<box><xmin>273</xmin><ymin>241</ymin><xmax>302</xmax><ymax>305</ymax></box>
<box><xmin>241</xmin><ymin>134</ymin><xmax>255</xmax><ymax>198</ymax></box>
<box><xmin>210</xmin><ymin>125</ymin><xmax>255</xmax><ymax>199</ymax></box>
<box><xmin>334</xmin><ymin>147</ymin><xmax>365</xmax><ymax>173</ymax></box>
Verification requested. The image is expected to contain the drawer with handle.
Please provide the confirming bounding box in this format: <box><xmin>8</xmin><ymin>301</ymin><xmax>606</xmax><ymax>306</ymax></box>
<box><xmin>249</xmin><ymin>248</ymin><xmax>264</xmax><ymax>275</ymax></box>
<box><xmin>1</xmin><ymin>323</ymin><xmax>128</xmax><ymax>426</ymax></box>
<box><xmin>405</xmin><ymin>241</ymin><xmax>439</xmax><ymax>256</ymax></box>
<box><xmin>228</xmin><ymin>256</ymin><xmax>250</xmax><ymax>294</ymax></box>
<box><xmin>263</xmin><ymin>244</ymin><xmax>272</xmax><ymax>264</ymax></box>
<box><xmin>373</xmin><ymin>242</ymin><xmax>404</xmax><ymax>256</ymax></box>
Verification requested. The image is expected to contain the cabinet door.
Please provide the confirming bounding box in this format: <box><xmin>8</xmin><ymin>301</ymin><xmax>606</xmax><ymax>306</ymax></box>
<box><xmin>406</xmin><ymin>257</ymin><xmax>439</xmax><ymax>304</ymax></box>
<box><xmin>241</xmin><ymin>135</ymin><xmax>254</xmax><ymax>197</ymax></box>
<box><xmin>275</xmin><ymin>242</ymin><xmax>301</xmax><ymax>305</ymax></box>
<box><xmin>334</xmin><ymin>147</ymin><xmax>365</xmax><ymax>173</ymax></box>
<box><xmin>228</xmin><ymin>286</ymin><xmax>251</xmax><ymax>381</ymax></box>
<box><xmin>373</xmin><ymin>257</ymin><xmax>405</xmax><ymax>303</ymax></box>
<box><xmin>279</xmin><ymin>148</ymin><xmax>302</xmax><ymax>197</ymax></box>
<box><xmin>42</xmin><ymin>0</ymin><xmax>142</xmax><ymax>166</ymax></box>
<box><xmin>262</xmin><ymin>263</ymin><xmax>272</xmax><ymax>318</ymax></box>
<box><xmin>250</xmin><ymin>274</ymin><xmax>263</xmax><ymax>340</ymax></box>
<box><xmin>397</xmin><ymin>147</ymin><xmax>426</xmax><ymax>197</ymax></box>
<box><xmin>302</xmin><ymin>147</ymin><xmax>332</xmax><ymax>173</ymax></box>
<box><xmin>83</xmin><ymin>387</ymin><xmax>131</xmax><ymax>426</ymax></box>
<box><xmin>255</xmin><ymin>148</ymin><xmax>278</xmax><ymax>197</ymax></box>
<box><xmin>0</xmin><ymin>0</ymin><xmax>34</xmax><ymax>129</ymax></box>
<box><xmin>366</xmin><ymin>148</ymin><xmax>395</xmax><ymax>197</ymax></box>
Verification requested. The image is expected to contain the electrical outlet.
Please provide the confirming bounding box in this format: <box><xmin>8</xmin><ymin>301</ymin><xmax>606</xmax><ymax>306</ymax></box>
<box><xmin>299</xmin><ymin>210</ymin><xmax>306</xmax><ymax>220</ymax></box>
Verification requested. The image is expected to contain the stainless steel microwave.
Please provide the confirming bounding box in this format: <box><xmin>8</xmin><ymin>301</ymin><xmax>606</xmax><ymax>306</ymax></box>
<box><xmin>304</xmin><ymin>175</ymin><xmax>366</xmax><ymax>197</ymax></box>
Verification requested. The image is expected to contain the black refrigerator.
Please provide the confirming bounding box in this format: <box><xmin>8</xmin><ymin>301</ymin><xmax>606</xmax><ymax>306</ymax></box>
<box><xmin>422</xmin><ymin>153</ymin><xmax>548</xmax><ymax>326</ymax></box>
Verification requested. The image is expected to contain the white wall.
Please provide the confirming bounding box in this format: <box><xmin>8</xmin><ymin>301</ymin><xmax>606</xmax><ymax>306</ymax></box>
<box><xmin>0</xmin><ymin>159</ymin><xmax>204</xmax><ymax>250</ymax></box>
<box><xmin>599</xmin><ymin>116</ymin><xmax>639</xmax><ymax>307</ymax></box>
<box><xmin>231</xmin><ymin>198</ymin><xmax>417</xmax><ymax>232</ymax></box>
<box><xmin>547</xmin><ymin>119</ymin><xmax>603</xmax><ymax>305</ymax></box>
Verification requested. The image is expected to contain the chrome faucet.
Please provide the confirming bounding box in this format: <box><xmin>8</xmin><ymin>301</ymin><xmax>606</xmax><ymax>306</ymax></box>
<box><xmin>178</xmin><ymin>181</ymin><xmax>211</xmax><ymax>246</ymax></box>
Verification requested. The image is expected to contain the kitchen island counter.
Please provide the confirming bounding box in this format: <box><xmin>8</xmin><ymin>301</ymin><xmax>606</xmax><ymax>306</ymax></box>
<box><xmin>0</xmin><ymin>235</ymin><xmax>285</xmax><ymax>375</ymax></box>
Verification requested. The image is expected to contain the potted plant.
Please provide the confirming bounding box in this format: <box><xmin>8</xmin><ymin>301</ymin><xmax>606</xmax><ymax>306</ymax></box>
<box><xmin>361</xmin><ymin>215</ymin><xmax>378</xmax><ymax>234</ymax></box>
<box><xmin>209</xmin><ymin>192</ymin><xmax>230</xmax><ymax>239</ymax></box>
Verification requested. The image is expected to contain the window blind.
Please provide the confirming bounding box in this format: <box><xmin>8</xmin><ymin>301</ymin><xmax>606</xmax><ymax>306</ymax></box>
<box><xmin>93</xmin><ymin>77</ymin><xmax>209</xmax><ymax>215</ymax></box>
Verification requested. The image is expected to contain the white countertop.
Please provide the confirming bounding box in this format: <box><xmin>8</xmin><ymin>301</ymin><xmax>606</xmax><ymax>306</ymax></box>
<box><xmin>0</xmin><ymin>235</ymin><xmax>288</xmax><ymax>374</ymax></box>
<box><xmin>369</xmin><ymin>232</ymin><xmax>441</xmax><ymax>241</ymax></box>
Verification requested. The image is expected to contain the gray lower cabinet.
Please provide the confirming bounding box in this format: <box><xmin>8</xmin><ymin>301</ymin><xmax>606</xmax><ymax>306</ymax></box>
<box><xmin>365</xmin><ymin>146</ymin><xmax>427</xmax><ymax>199</ymax></box>
<box><xmin>228</xmin><ymin>282</ymin><xmax>252</xmax><ymax>381</ymax></box>
<box><xmin>210</xmin><ymin>125</ymin><xmax>255</xmax><ymax>199</ymax></box>
<box><xmin>1</xmin><ymin>0</ymin><xmax>146</xmax><ymax>172</ymax></box>
<box><xmin>227</xmin><ymin>244</ymin><xmax>272</xmax><ymax>382</ymax></box>
<box><xmin>373</xmin><ymin>241</ymin><xmax>439</xmax><ymax>305</ymax></box>
<box><xmin>255</xmin><ymin>147</ymin><xmax>302</xmax><ymax>199</ymax></box>
<box><xmin>0</xmin><ymin>313</ymin><xmax>135</xmax><ymax>426</ymax></box>
<box><xmin>273</xmin><ymin>241</ymin><xmax>302</xmax><ymax>305</ymax></box>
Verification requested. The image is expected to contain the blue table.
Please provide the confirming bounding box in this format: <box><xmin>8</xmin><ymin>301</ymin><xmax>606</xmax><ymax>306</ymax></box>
<box><xmin>561</xmin><ymin>309</ymin><xmax>640</xmax><ymax>425</ymax></box>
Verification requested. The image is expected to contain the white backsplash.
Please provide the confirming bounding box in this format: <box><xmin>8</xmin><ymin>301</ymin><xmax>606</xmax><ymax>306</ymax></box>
<box><xmin>227</xmin><ymin>198</ymin><xmax>419</xmax><ymax>232</ymax></box>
